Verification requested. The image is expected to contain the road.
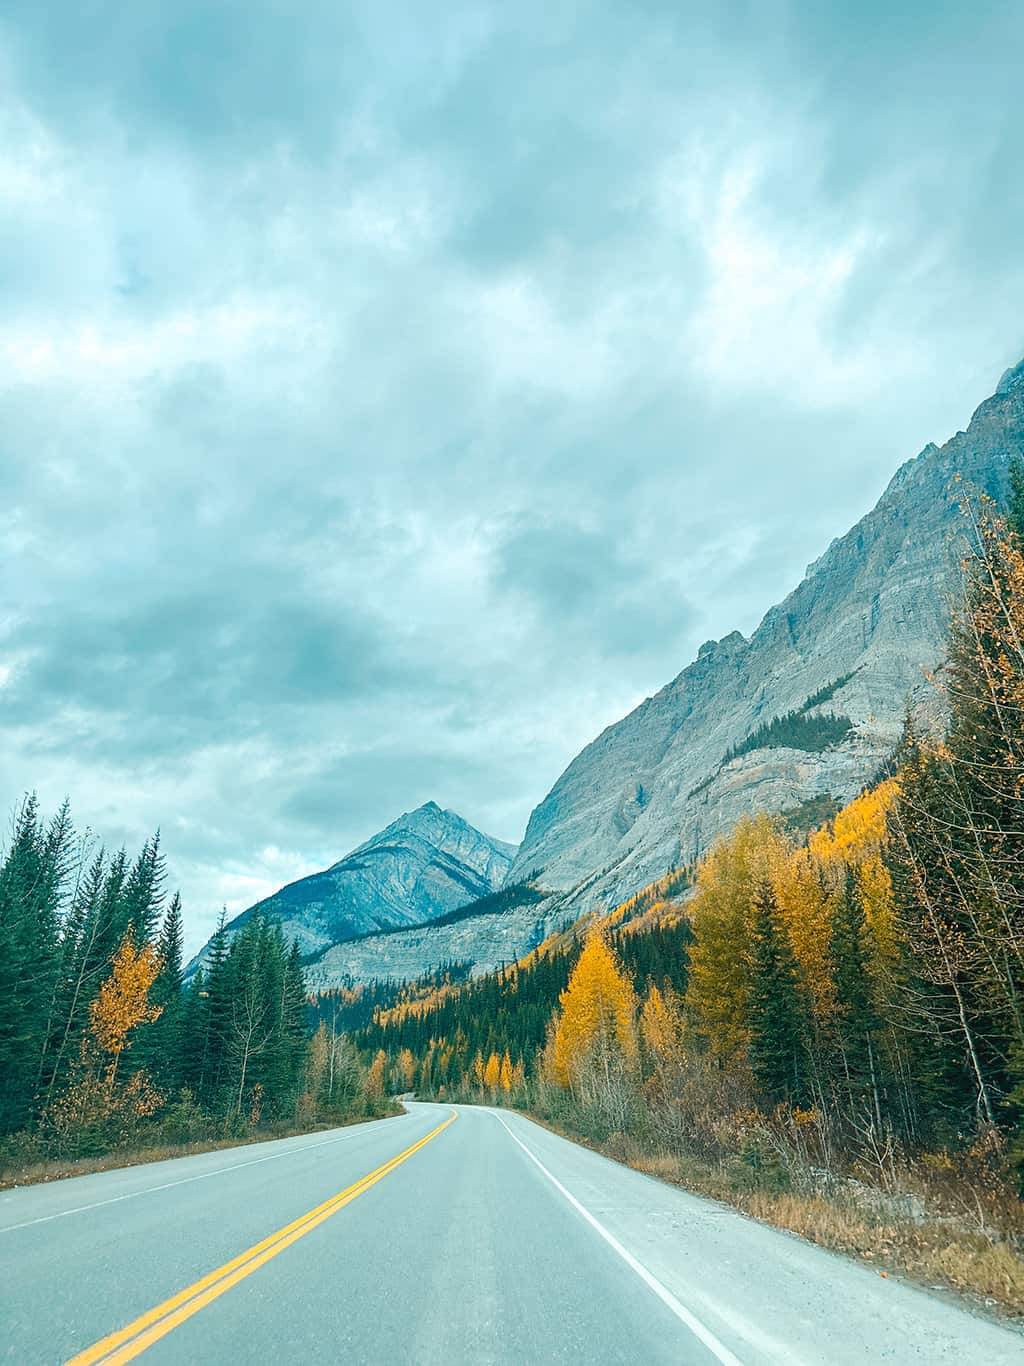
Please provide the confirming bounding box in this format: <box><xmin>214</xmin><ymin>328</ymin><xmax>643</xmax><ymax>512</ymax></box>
<box><xmin>1</xmin><ymin>1103</ymin><xmax>1020</xmax><ymax>1365</ymax></box>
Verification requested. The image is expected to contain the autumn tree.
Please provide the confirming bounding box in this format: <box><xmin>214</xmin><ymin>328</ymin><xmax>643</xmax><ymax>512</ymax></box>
<box><xmin>397</xmin><ymin>1047</ymin><xmax>416</xmax><ymax>1092</ymax></box>
<box><xmin>687</xmin><ymin>815</ymin><xmax>788</xmax><ymax>1063</ymax></box>
<box><xmin>89</xmin><ymin>934</ymin><xmax>163</xmax><ymax>1090</ymax></box>
<box><xmin>550</xmin><ymin>932</ymin><xmax>637</xmax><ymax>1108</ymax></box>
<box><xmin>483</xmin><ymin>1051</ymin><xmax>501</xmax><ymax>1092</ymax></box>
<box><xmin>365</xmin><ymin>1049</ymin><xmax>386</xmax><ymax>1100</ymax></box>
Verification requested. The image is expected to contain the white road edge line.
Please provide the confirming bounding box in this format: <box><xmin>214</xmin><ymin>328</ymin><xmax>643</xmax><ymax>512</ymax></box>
<box><xmin>0</xmin><ymin>1115</ymin><xmax>403</xmax><ymax>1234</ymax></box>
<box><xmin>494</xmin><ymin>1112</ymin><xmax>744</xmax><ymax>1366</ymax></box>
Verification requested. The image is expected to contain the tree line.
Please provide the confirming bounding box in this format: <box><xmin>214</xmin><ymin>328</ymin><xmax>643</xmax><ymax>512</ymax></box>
<box><xmin>0</xmin><ymin>816</ymin><xmax>387</xmax><ymax>1167</ymax></box>
<box><xmin>357</xmin><ymin>471</ymin><xmax>1024</xmax><ymax>1194</ymax></box>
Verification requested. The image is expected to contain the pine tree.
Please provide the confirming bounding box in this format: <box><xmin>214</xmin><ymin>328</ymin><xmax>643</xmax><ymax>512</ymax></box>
<box><xmin>0</xmin><ymin>796</ymin><xmax>70</xmax><ymax>1132</ymax></box>
<box><xmin>830</xmin><ymin>867</ymin><xmax>882</xmax><ymax>1125</ymax></box>
<box><xmin>1008</xmin><ymin>454</ymin><xmax>1024</xmax><ymax>542</ymax></box>
<box><xmin>195</xmin><ymin>910</ymin><xmax>231</xmax><ymax>1107</ymax></box>
<box><xmin>747</xmin><ymin>880</ymin><xmax>810</xmax><ymax>1109</ymax></box>
<box><xmin>147</xmin><ymin>893</ymin><xmax>186</xmax><ymax>1088</ymax></box>
<box><xmin>121</xmin><ymin>834</ymin><xmax>166</xmax><ymax>943</ymax></box>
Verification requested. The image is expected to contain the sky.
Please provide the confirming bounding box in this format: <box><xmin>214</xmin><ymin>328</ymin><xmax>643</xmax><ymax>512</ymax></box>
<box><xmin>2</xmin><ymin>2</ymin><xmax>1023</xmax><ymax>952</ymax></box>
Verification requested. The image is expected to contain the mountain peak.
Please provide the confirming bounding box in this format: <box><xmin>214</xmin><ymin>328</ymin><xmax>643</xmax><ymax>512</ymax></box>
<box><xmin>188</xmin><ymin>803</ymin><xmax>518</xmax><ymax>973</ymax></box>
<box><xmin>354</xmin><ymin>800</ymin><xmax>516</xmax><ymax>861</ymax></box>
<box><xmin>996</xmin><ymin>357</ymin><xmax>1024</xmax><ymax>396</ymax></box>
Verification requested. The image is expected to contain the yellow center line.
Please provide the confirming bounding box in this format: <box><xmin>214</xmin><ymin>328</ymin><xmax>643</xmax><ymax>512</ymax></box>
<box><xmin>64</xmin><ymin>1108</ymin><xmax>458</xmax><ymax>1366</ymax></box>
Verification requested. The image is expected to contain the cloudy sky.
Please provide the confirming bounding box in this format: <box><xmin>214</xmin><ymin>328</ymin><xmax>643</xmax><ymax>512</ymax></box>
<box><xmin>2</xmin><ymin>2</ymin><xmax>1022</xmax><ymax>951</ymax></box>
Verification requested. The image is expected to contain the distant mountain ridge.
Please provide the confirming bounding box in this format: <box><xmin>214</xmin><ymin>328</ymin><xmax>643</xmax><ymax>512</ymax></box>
<box><xmin>189</xmin><ymin>802</ymin><xmax>516</xmax><ymax>971</ymax></box>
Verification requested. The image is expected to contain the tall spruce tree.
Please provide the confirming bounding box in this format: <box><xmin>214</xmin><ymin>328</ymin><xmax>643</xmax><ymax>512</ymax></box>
<box><xmin>0</xmin><ymin>797</ymin><xmax>67</xmax><ymax>1132</ymax></box>
<box><xmin>830</xmin><ymin>867</ymin><xmax>882</xmax><ymax>1126</ymax></box>
<box><xmin>145</xmin><ymin>892</ymin><xmax>186</xmax><ymax>1088</ymax></box>
<box><xmin>1007</xmin><ymin>453</ymin><xmax>1024</xmax><ymax>542</ymax></box>
<box><xmin>747</xmin><ymin>880</ymin><xmax>810</xmax><ymax>1108</ymax></box>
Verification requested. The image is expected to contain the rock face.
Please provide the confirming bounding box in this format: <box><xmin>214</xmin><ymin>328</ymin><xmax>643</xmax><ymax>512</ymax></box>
<box><xmin>190</xmin><ymin>802</ymin><xmax>516</xmax><ymax>969</ymax></box>
<box><xmin>203</xmin><ymin>361</ymin><xmax>1024</xmax><ymax>990</ymax></box>
<box><xmin>506</xmin><ymin>359</ymin><xmax>1024</xmax><ymax>907</ymax></box>
<box><xmin>305</xmin><ymin>889</ymin><xmax>562</xmax><ymax>989</ymax></box>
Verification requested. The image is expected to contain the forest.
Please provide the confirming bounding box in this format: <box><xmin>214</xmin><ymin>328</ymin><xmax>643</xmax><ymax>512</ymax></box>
<box><xmin>0</xmin><ymin>819</ymin><xmax>388</xmax><ymax>1178</ymax></box>
<box><xmin>352</xmin><ymin>475</ymin><xmax>1024</xmax><ymax>1307</ymax></box>
<box><xmin>4</xmin><ymin>464</ymin><xmax>1024</xmax><ymax>1303</ymax></box>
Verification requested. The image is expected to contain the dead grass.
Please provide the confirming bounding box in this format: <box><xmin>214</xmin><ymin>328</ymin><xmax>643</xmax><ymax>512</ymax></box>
<box><xmin>533</xmin><ymin>1117</ymin><xmax>1024</xmax><ymax>1320</ymax></box>
<box><xmin>0</xmin><ymin>1103</ymin><xmax>402</xmax><ymax>1191</ymax></box>
<box><xmin>742</xmin><ymin>1189</ymin><xmax>1024</xmax><ymax>1312</ymax></box>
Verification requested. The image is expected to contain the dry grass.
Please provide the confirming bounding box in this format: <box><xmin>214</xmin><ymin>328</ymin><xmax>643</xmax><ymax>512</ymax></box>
<box><xmin>742</xmin><ymin>1189</ymin><xmax>1024</xmax><ymax>1311</ymax></box>
<box><xmin>0</xmin><ymin>1103</ymin><xmax>402</xmax><ymax>1191</ymax></box>
<box><xmin>535</xmin><ymin>1118</ymin><xmax>1024</xmax><ymax>1319</ymax></box>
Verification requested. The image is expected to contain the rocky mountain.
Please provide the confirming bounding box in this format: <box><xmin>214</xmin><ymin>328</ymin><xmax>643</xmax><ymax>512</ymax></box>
<box><xmin>505</xmin><ymin>358</ymin><xmax>1024</xmax><ymax>906</ymax></box>
<box><xmin>212</xmin><ymin>360</ymin><xmax>1024</xmax><ymax>991</ymax></box>
<box><xmin>190</xmin><ymin>802</ymin><xmax>516</xmax><ymax>970</ymax></box>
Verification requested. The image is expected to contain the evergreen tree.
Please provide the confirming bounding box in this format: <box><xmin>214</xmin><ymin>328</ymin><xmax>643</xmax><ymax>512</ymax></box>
<box><xmin>0</xmin><ymin>797</ymin><xmax>71</xmax><ymax>1132</ymax></box>
<box><xmin>195</xmin><ymin>910</ymin><xmax>232</xmax><ymax>1108</ymax></box>
<box><xmin>747</xmin><ymin>880</ymin><xmax>810</xmax><ymax>1108</ymax></box>
<box><xmin>1008</xmin><ymin>453</ymin><xmax>1024</xmax><ymax>542</ymax></box>
<box><xmin>830</xmin><ymin>867</ymin><xmax>882</xmax><ymax>1124</ymax></box>
<box><xmin>121</xmin><ymin>834</ymin><xmax>166</xmax><ymax>944</ymax></box>
<box><xmin>146</xmin><ymin>893</ymin><xmax>186</xmax><ymax>1088</ymax></box>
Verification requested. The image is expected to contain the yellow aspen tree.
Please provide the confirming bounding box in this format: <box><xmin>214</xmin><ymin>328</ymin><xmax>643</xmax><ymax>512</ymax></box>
<box><xmin>397</xmin><ymin>1047</ymin><xmax>416</xmax><ymax>1091</ymax></box>
<box><xmin>483</xmin><ymin>1051</ymin><xmax>501</xmax><ymax>1092</ymax></box>
<box><xmin>89</xmin><ymin>934</ymin><xmax>163</xmax><ymax>1090</ymax></box>
<box><xmin>640</xmin><ymin>984</ymin><xmax>683</xmax><ymax>1065</ymax></box>
<box><xmin>365</xmin><ymin>1048</ymin><xmax>386</xmax><ymax>1099</ymax></box>
<box><xmin>472</xmin><ymin>1050</ymin><xmax>485</xmax><ymax>1091</ymax></box>
<box><xmin>808</xmin><ymin>781</ymin><xmax>900</xmax><ymax>976</ymax></box>
<box><xmin>499</xmin><ymin>1050</ymin><xmax>514</xmax><ymax>1093</ymax></box>
<box><xmin>773</xmin><ymin>846</ymin><xmax>837</xmax><ymax>1026</ymax></box>
<box><xmin>857</xmin><ymin>852</ymin><xmax>899</xmax><ymax>972</ymax></box>
<box><xmin>809</xmin><ymin>780</ymin><xmax>897</xmax><ymax>865</ymax></box>
<box><xmin>551</xmin><ymin>931</ymin><xmax>637</xmax><ymax>1089</ymax></box>
<box><xmin>686</xmin><ymin>814</ymin><xmax>788</xmax><ymax>1062</ymax></box>
<box><xmin>511</xmin><ymin>1058</ymin><xmax>526</xmax><ymax>1092</ymax></box>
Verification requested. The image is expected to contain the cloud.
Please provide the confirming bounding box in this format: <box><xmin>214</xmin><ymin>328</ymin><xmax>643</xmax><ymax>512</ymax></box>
<box><xmin>1</xmin><ymin>1</ymin><xmax>1022</xmax><ymax>950</ymax></box>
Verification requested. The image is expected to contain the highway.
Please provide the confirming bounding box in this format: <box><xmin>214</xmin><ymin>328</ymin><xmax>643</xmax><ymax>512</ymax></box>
<box><xmin>1</xmin><ymin>1102</ymin><xmax>1020</xmax><ymax>1365</ymax></box>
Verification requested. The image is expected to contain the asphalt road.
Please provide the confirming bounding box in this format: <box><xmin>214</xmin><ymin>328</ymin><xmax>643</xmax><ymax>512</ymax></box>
<box><xmin>1</xmin><ymin>1102</ymin><xmax>1020</xmax><ymax>1365</ymax></box>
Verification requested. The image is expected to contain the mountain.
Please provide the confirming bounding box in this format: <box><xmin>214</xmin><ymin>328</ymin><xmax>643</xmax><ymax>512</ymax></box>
<box><xmin>505</xmin><ymin>358</ymin><xmax>1024</xmax><ymax>905</ymax></box>
<box><xmin>213</xmin><ymin>359</ymin><xmax>1024</xmax><ymax>991</ymax></box>
<box><xmin>189</xmin><ymin>803</ymin><xmax>517</xmax><ymax>970</ymax></box>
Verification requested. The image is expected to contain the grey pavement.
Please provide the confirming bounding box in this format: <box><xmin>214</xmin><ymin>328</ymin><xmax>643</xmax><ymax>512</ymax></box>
<box><xmin>1</xmin><ymin>1102</ymin><xmax>1019</xmax><ymax>1364</ymax></box>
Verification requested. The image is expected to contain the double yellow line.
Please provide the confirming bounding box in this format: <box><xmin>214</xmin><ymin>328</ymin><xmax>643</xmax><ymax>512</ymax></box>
<box><xmin>65</xmin><ymin>1109</ymin><xmax>457</xmax><ymax>1366</ymax></box>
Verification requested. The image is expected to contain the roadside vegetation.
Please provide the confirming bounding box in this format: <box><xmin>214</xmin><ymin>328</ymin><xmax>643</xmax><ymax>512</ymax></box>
<box><xmin>351</xmin><ymin>477</ymin><xmax>1024</xmax><ymax>1315</ymax></box>
<box><xmin>0</xmin><ymin>816</ymin><xmax>394</xmax><ymax>1187</ymax></box>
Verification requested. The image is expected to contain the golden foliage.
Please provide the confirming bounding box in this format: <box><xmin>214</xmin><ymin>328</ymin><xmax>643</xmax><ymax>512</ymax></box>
<box><xmin>551</xmin><ymin>931</ymin><xmax>638</xmax><ymax>1089</ymax></box>
<box><xmin>686</xmin><ymin>813</ymin><xmax>788</xmax><ymax>1060</ymax></box>
<box><xmin>365</xmin><ymin>1048</ymin><xmax>386</xmax><ymax>1099</ymax></box>
<box><xmin>44</xmin><ymin>1054</ymin><xmax>164</xmax><ymax>1156</ymax></box>
<box><xmin>397</xmin><ymin>1047</ymin><xmax>416</xmax><ymax>1090</ymax></box>
<box><xmin>483</xmin><ymin>1052</ymin><xmax>501</xmax><ymax>1091</ymax></box>
<box><xmin>640</xmin><ymin>984</ymin><xmax>684</xmax><ymax>1064</ymax></box>
<box><xmin>687</xmin><ymin>787</ymin><xmax>901</xmax><ymax>1051</ymax></box>
<box><xmin>89</xmin><ymin>935</ymin><xmax>163</xmax><ymax>1084</ymax></box>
